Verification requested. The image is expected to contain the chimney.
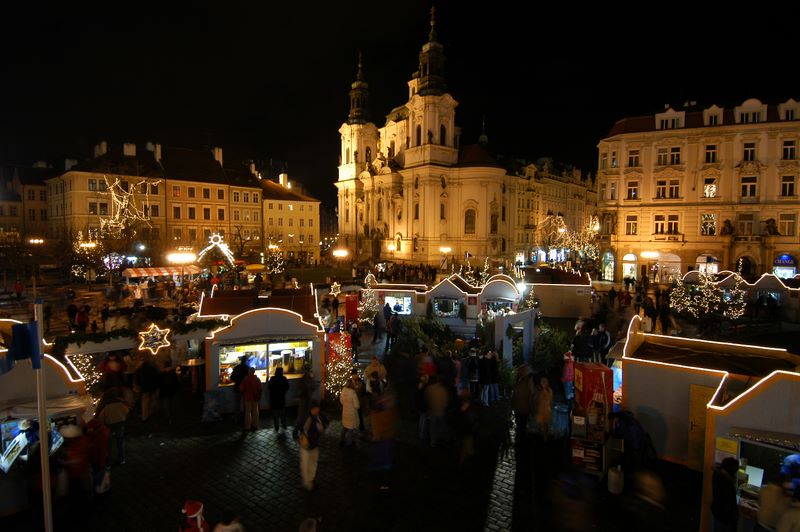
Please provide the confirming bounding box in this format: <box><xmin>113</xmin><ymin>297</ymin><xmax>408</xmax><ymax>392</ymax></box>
<box><xmin>249</xmin><ymin>162</ymin><xmax>256</xmax><ymax>176</ymax></box>
<box><xmin>145</xmin><ymin>141</ymin><xmax>155</xmax><ymax>152</ymax></box>
<box><xmin>212</xmin><ymin>147</ymin><xmax>223</xmax><ymax>167</ymax></box>
<box><xmin>146</xmin><ymin>141</ymin><xmax>162</xmax><ymax>162</ymax></box>
<box><xmin>123</xmin><ymin>143</ymin><xmax>136</xmax><ymax>157</ymax></box>
<box><xmin>278</xmin><ymin>173</ymin><xmax>288</xmax><ymax>188</ymax></box>
<box><xmin>65</xmin><ymin>159</ymin><xmax>78</xmax><ymax>170</ymax></box>
<box><xmin>155</xmin><ymin>143</ymin><xmax>162</xmax><ymax>162</ymax></box>
<box><xmin>94</xmin><ymin>140</ymin><xmax>108</xmax><ymax>158</ymax></box>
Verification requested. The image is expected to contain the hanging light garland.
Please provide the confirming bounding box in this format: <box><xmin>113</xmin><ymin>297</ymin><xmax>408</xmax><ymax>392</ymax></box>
<box><xmin>324</xmin><ymin>333</ymin><xmax>354</xmax><ymax>398</ymax></box>
<box><xmin>669</xmin><ymin>271</ymin><xmax>747</xmax><ymax>320</ymax></box>
<box><xmin>197</xmin><ymin>233</ymin><xmax>236</xmax><ymax>268</ymax></box>
<box><xmin>358</xmin><ymin>273</ymin><xmax>379</xmax><ymax>325</ymax></box>
<box><xmin>99</xmin><ymin>176</ymin><xmax>158</xmax><ymax>237</ymax></box>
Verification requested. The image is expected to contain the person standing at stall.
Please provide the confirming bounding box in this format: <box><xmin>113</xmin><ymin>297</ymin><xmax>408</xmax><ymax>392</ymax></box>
<box><xmin>711</xmin><ymin>457</ymin><xmax>740</xmax><ymax>532</ymax></box>
<box><xmin>339</xmin><ymin>379</ymin><xmax>360</xmax><ymax>447</ymax></box>
<box><xmin>268</xmin><ymin>367</ymin><xmax>290</xmax><ymax>432</ymax></box>
<box><xmin>230</xmin><ymin>356</ymin><xmax>249</xmax><ymax>423</ymax></box>
<box><xmin>135</xmin><ymin>358</ymin><xmax>161</xmax><ymax>422</ymax></box>
<box><xmin>96</xmin><ymin>388</ymin><xmax>130</xmax><ymax>465</ymax></box>
<box><xmin>240</xmin><ymin>367</ymin><xmax>262</xmax><ymax>431</ymax></box>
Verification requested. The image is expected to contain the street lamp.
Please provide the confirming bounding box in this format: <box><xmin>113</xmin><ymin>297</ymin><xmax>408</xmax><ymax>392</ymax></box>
<box><xmin>28</xmin><ymin>238</ymin><xmax>44</xmax><ymax>300</ymax></box>
<box><xmin>387</xmin><ymin>243</ymin><xmax>396</xmax><ymax>261</ymax></box>
<box><xmin>167</xmin><ymin>251</ymin><xmax>197</xmax><ymax>306</ymax></box>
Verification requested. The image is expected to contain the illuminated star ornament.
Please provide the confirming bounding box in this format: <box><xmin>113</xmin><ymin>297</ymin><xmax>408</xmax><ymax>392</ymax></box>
<box><xmin>197</xmin><ymin>233</ymin><xmax>235</xmax><ymax>268</ymax></box>
<box><xmin>138</xmin><ymin>323</ymin><xmax>171</xmax><ymax>355</ymax></box>
<box><xmin>330</xmin><ymin>282</ymin><xmax>341</xmax><ymax>297</ymax></box>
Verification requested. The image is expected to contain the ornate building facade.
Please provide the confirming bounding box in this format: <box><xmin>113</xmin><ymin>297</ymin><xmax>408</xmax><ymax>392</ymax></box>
<box><xmin>335</xmin><ymin>14</ymin><xmax>596</xmax><ymax>267</ymax></box>
<box><xmin>596</xmin><ymin>98</ymin><xmax>800</xmax><ymax>282</ymax></box>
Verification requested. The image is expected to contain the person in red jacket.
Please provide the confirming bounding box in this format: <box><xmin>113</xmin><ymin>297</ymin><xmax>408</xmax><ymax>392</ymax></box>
<box><xmin>240</xmin><ymin>367</ymin><xmax>262</xmax><ymax>431</ymax></box>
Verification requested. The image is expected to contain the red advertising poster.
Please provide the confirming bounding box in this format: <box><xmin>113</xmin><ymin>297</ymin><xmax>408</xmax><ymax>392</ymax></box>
<box><xmin>573</xmin><ymin>363</ymin><xmax>613</xmax><ymax>443</ymax></box>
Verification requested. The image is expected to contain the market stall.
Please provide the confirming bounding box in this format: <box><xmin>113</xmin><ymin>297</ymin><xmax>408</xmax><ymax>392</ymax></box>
<box><xmin>205</xmin><ymin>308</ymin><xmax>323</xmax><ymax>414</ymax></box>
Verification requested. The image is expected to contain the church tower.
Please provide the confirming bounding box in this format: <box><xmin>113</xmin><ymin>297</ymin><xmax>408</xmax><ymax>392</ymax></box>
<box><xmin>402</xmin><ymin>6</ymin><xmax>459</xmax><ymax>168</ymax></box>
<box><xmin>336</xmin><ymin>54</ymin><xmax>379</xmax><ymax>250</ymax></box>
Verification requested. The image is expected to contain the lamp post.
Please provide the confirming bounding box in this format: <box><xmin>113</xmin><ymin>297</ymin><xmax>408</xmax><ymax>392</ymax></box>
<box><xmin>28</xmin><ymin>238</ymin><xmax>44</xmax><ymax>300</ymax></box>
<box><xmin>167</xmin><ymin>251</ymin><xmax>197</xmax><ymax>307</ymax></box>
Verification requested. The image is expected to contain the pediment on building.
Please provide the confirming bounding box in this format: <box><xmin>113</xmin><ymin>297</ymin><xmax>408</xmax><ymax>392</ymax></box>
<box><xmin>652</xmin><ymin>167</ymin><xmax>682</xmax><ymax>179</ymax></box>
<box><xmin>736</xmin><ymin>161</ymin><xmax>764</xmax><ymax>175</ymax></box>
<box><xmin>701</xmin><ymin>167</ymin><xmax>723</xmax><ymax>179</ymax></box>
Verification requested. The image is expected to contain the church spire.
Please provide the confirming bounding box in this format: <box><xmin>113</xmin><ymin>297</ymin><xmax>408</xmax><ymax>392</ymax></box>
<box><xmin>416</xmin><ymin>5</ymin><xmax>446</xmax><ymax>96</ymax></box>
<box><xmin>347</xmin><ymin>52</ymin><xmax>370</xmax><ymax>125</ymax></box>
<box><xmin>478</xmin><ymin>116</ymin><xmax>488</xmax><ymax>146</ymax></box>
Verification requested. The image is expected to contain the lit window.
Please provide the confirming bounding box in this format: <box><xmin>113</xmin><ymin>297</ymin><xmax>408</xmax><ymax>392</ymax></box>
<box><xmin>626</xmin><ymin>181</ymin><xmax>639</xmax><ymax>200</ymax></box>
<box><xmin>700</xmin><ymin>213</ymin><xmax>717</xmax><ymax>236</ymax></box>
<box><xmin>173</xmin><ymin>186</ymin><xmax>181</xmax><ymax>198</ymax></box>
<box><xmin>625</xmin><ymin>216</ymin><xmax>637</xmax><ymax>235</ymax></box>
<box><xmin>703</xmin><ymin>178</ymin><xmax>718</xmax><ymax>198</ymax></box>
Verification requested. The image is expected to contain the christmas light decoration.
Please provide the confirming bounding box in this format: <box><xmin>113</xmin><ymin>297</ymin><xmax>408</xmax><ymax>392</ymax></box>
<box><xmin>138</xmin><ymin>323</ymin><xmax>171</xmax><ymax>355</ymax></box>
<box><xmin>518</xmin><ymin>284</ymin><xmax>539</xmax><ymax>311</ymax></box>
<box><xmin>330</xmin><ymin>282</ymin><xmax>342</xmax><ymax>297</ymax></box>
<box><xmin>358</xmin><ymin>273</ymin><xmax>379</xmax><ymax>325</ymax></box>
<box><xmin>100</xmin><ymin>176</ymin><xmax>158</xmax><ymax>237</ymax></box>
<box><xmin>324</xmin><ymin>333</ymin><xmax>354</xmax><ymax>398</ymax></box>
<box><xmin>197</xmin><ymin>233</ymin><xmax>235</xmax><ymax>268</ymax></box>
<box><xmin>65</xmin><ymin>353</ymin><xmax>104</xmax><ymax>401</ymax></box>
<box><xmin>669</xmin><ymin>270</ymin><xmax>747</xmax><ymax>320</ymax></box>
<box><xmin>266</xmin><ymin>249</ymin><xmax>284</xmax><ymax>274</ymax></box>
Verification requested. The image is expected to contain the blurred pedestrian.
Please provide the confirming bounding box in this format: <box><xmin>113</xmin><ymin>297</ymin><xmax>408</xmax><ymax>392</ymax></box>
<box><xmin>240</xmin><ymin>367</ymin><xmax>262</xmax><ymax>431</ymax></box>
<box><xmin>424</xmin><ymin>374</ymin><xmax>449</xmax><ymax>447</ymax></box>
<box><xmin>711</xmin><ymin>457</ymin><xmax>739</xmax><ymax>532</ymax></box>
<box><xmin>339</xmin><ymin>378</ymin><xmax>360</xmax><ymax>446</ymax></box>
<box><xmin>296</xmin><ymin>371</ymin><xmax>314</xmax><ymax>426</ymax></box>
<box><xmin>293</xmin><ymin>401</ymin><xmax>329</xmax><ymax>491</ymax></box>
<box><xmin>512</xmin><ymin>364</ymin><xmax>534</xmax><ymax>441</ymax></box>
<box><xmin>213</xmin><ymin>509</ymin><xmax>244</xmax><ymax>532</ymax></box>
<box><xmin>95</xmin><ymin>388</ymin><xmax>130</xmax><ymax>465</ymax></box>
<box><xmin>160</xmin><ymin>360</ymin><xmax>179</xmax><ymax>424</ymax></box>
<box><xmin>268</xmin><ymin>367</ymin><xmax>289</xmax><ymax>432</ymax></box>
<box><xmin>533</xmin><ymin>375</ymin><xmax>553</xmax><ymax>439</ymax></box>
<box><xmin>135</xmin><ymin>359</ymin><xmax>161</xmax><ymax>421</ymax></box>
<box><xmin>365</xmin><ymin>356</ymin><xmax>387</xmax><ymax>383</ymax></box>
<box><xmin>230</xmin><ymin>356</ymin><xmax>249</xmax><ymax>422</ymax></box>
<box><xmin>14</xmin><ymin>279</ymin><xmax>23</xmax><ymax>301</ymax></box>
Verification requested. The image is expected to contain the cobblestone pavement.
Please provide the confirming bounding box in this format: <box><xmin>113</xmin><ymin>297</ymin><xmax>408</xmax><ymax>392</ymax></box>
<box><xmin>2</xmin><ymin>377</ymin><xmax>702</xmax><ymax>532</ymax></box>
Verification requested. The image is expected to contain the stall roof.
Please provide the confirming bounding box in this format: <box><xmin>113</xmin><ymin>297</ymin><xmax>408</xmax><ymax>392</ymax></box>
<box><xmin>267</xmin><ymin>289</ymin><xmax>319</xmax><ymax>326</ymax></box>
<box><xmin>123</xmin><ymin>266</ymin><xmax>202</xmax><ymax>278</ymax></box>
<box><xmin>374</xmin><ymin>283</ymin><xmax>428</xmax><ymax>293</ymax></box>
<box><xmin>447</xmin><ymin>274</ymin><xmax>482</xmax><ymax>294</ymax></box>
<box><xmin>628</xmin><ymin>335</ymin><xmax>800</xmax><ymax>378</ymax></box>
<box><xmin>198</xmin><ymin>291</ymin><xmax>262</xmax><ymax>318</ymax></box>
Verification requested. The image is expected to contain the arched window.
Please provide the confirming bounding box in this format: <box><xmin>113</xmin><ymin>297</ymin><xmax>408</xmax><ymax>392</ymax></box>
<box><xmin>346</xmin><ymin>148</ymin><xmax>350</xmax><ymax>164</ymax></box>
<box><xmin>395</xmin><ymin>235</ymin><xmax>402</xmax><ymax>252</ymax></box>
<box><xmin>465</xmin><ymin>209</ymin><xmax>476</xmax><ymax>234</ymax></box>
<box><xmin>416</xmin><ymin>126</ymin><xmax>422</xmax><ymax>147</ymax></box>
<box><xmin>365</xmin><ymin>147</ymin><xmax>371</xmax><ymax>163</ymax></box>
<box><xmin>490</xmin><ymin>214</ymin><xmax>498</xmax><ymax>234</ymax></box>
<box><xmin>440</xmin><ymin>124</ymin><xmax>447</xmax><ymax>146</ymax></box>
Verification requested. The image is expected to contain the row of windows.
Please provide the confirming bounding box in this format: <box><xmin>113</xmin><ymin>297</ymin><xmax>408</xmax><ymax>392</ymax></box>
<box><xmin>26</xmin><ymin>190</ymin><xmax>47</xmax><ymax>201</ymax></box>
<box><xmin>621</xmin><ymin>213</ymin><xmax>797</xmax><ymax>236</ymax></box>
<box><xmin>267</xmin><ymin>218</ymin><xmax>314</xmax><ymax>227</ymax></box>
<box><xmin>263</xmin><ymin>233</ymin><xmax>314</xmax><ymax>245</ymax></box>
<box><xmin>172</xmin><ymin>228</ymin><xmax>264</xmax><ymax>242</ymax></box>
<box><xmin>27</xmin><ymin>209</ymin><xmax>47</xmax><ymax>221</ymax></box>
<box><xmin>657</xmin><ymin>108</ymin><xmax>796</xmax><ymax>130</ymax></box>
<box><xmin>601</xmin><ymin>140</ymin><xmax>797</xmax><ymax>169</ymax></box>
<box><xmin>0</xmin><ymin>206</ymin><xmax>18</xmax><ymax>217</ymax></box>
<box><xmin>266</xmin><ymin>203</ymin><xmax>315</xmax><ymax>212</ymax></box>
<box><xmin>232</xmin><ymin>191</ymin><xmax>260</xmax><ymax>203</ymax></box>
<box><xmin>602</xmin><ymin>175</ymin><xmax>798</xmax><ymax>201</ymax></box>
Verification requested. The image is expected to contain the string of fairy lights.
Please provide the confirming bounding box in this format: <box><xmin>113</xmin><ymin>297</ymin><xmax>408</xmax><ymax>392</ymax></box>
<box><xmin>65</xmin><ymin>354</ymin><xmax>104</xmax><ymax>402</ymax></box>
<box><xmin>357</xmin><ymin>273</ymin><xmax>379</xmax><ymax>325</ymax></box>
<box><xmin>324</xmin><ymin>333</ymin><xmax>357</xmax><ymax>398</ymax></box>
<box><xmin>100</xmin><ymin>176</ymin><xmax>158</xmax><ymax>237</ymax></box>
<box><xmin>669</xmin><ymin>271</ymin><xmax>747</xmax><ymax>320</ymax></box>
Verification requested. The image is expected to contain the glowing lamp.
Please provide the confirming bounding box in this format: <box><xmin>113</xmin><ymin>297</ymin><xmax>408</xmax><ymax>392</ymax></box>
<box><xmin>332</xmin><ymin>249</ymin><xmax>349</xmax><ymax>258</ymax></box>
<box><xmin>439</xmin><ymin>246</ymin><xmax>452</xmax><ymax>254</ymax></box>
<box><xmin>167</xmin><ymin>252</ymin><xmax>197</xmax><ymax>264</ymax></box>
<box><xmin>641</xmin><ymin>251</ymin><xmax>659</xmax><ymax>259</ymax></box>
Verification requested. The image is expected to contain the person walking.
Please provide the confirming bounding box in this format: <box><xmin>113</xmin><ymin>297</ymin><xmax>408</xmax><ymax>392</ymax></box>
<box><xmin>533</xmin><ymin>375</ymin><xmax>553</xmax><ymax>440</ymax></box>
<box><xmin>478</xmin><ymin>351</ymin><xmax>492</xmax><ymax>406</ymax></box>
<box><xmin>489</xmin><ymin>351</ymin><xmax>501</xmax><ymax>403</ymax></box>
<box><xmin>365</xmin><ymin>356</ymin><xmax>387</xmax><ymax>383</ymax></box>
<box><xmin>268</xmin><ymin>367</ymin><xmax>290</xmax><ymax>432</ymax></box>
<box><xmin>293</xmin><ymin>401</ymin><xmax>329</xmax><ymax>491</ymax></box>
<box><xmin>339</xmin><ymin>379</ymin><xmax>360</xmax><ymax>447</ymax></box>
<box><xmin>135</xmin><ymin>359</ymin><xmax>161</xmax><ymax>422</ymax></box>
<box><xmin>296</xmin><ymin>371</ymin><xmax>314</xmax><ymax>426</ymax></box>
<box><xmin>14</xmin><ymin>279</ymin><xmax>23</xmax><ymax>301</ymax></box>
<box><xmin>608</xmin><ymin>287</ymin><xmax>617</xmax><ymax>308</ymax></box>
<box><xmin>101</xmin><ymin>303</ymin><xmax>110</xmax><ymax>332</ymax></box>
<box><xmin>240</xmin><ymin>367</ymin><xmax>262</xmax><ymax>431</ymax></box>
<box><xmin>425</xmin><ymin>374</ymin><xmax>449</xmax><ymax>447</ymax></box>
<box><xmin>332</xmin><ymin>296</ymin><xmax>340</xmax><ymax>318</ymax></box>
<box><xmin>95</xmin><ymin>389</ymin><xmax>130</xmax><ymax>465</ymax></box>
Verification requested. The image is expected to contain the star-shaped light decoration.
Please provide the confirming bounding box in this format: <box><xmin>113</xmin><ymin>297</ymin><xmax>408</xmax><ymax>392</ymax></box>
<box><xmin>138</xmin><ymin>323</ymin><xmax>171</xmax><ymax>355</ymax></box>
<box><xmin>330</xmin><ymin>282</ymin><xmax>342</xmax><ymax>297</ymax></box>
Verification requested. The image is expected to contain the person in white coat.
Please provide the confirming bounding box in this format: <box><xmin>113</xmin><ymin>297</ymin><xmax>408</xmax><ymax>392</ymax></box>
<box><xmin>339</xmin><ymin>380</ymin><xmax>360</xmax><ymax>447</ymax></box>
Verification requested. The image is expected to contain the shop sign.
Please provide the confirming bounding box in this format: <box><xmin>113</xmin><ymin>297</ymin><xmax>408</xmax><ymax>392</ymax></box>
<box><xmin>0</xmin><ymin>433</ymin><xmax>27</xmax><ymax>474</ymax></box>
<box><xmin>774</xmin><ymin>254</ymin><xmax>796</xmax><ymax>266</ymax></box>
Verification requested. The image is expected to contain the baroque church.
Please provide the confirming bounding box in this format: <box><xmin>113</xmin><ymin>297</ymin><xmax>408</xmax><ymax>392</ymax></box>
<box><xmin>335</xmin><ymin>11</ymin><xmax>520</xmax><ymax>266</ymax></box>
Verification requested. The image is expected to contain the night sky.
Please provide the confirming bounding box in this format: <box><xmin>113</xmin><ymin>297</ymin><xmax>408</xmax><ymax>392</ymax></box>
<box><xmin>1</xmin><ymin>2</ymin><xmax>794</xmax><ymax>207</ymax></box>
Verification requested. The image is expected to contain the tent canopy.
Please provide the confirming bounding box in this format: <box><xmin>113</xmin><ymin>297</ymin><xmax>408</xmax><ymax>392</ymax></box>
<box><xmin>122</xmin><ymin>265</ymin><xmax>202</xmax><ymax>278</ymax></box>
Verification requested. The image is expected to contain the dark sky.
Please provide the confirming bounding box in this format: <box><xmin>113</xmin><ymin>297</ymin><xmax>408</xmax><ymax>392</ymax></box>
<box><xmin>1</xmin><ymin>2</ymin><xmax>794</xmax><ymax>208</ymax></box>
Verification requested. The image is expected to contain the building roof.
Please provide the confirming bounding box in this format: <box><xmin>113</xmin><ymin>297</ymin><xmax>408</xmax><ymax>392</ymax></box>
<box><xmin>69</xmin><ymin>148</ymin><xmax>165</xmax><ymax>178</ymax></box>
<box><xmin>630</xmin><ymin>336</ymin><xmax>799</xmax><ymax>378</ymax></box>
<box><xmin>260</xmin><ymin>179</ymin><xmax>319</xmax><ymax>203</ymax></box>
<box><xmin>16</xmin><ymin>166</ymin><xmax>62</xmax><ymax>186</ymax></box>
<box><xmin>0</xmin><ymin>188</ymin><xmax>22</xmax><ymax>202</ymax></box>
<box><xmin>605</xmin><ymin>101</ymin><xmax>792</xmax><ymax>138</ymax></box>
<box><xmin>199</xmin><ymin>289</ymin><xmax>263</xmax><ymax>317</ymax></box>
<box><xmin>223</xmin><ymin>164</ymin><xmax>261</xmax><ymax>189</ymax></box>
<box><xmin>447</xmin><ymin>274</ymin><xmax>482</xmax><ymax>294</ymax></box>
<box><xmin>266</xmin><ymin>289</ymin><xmax>318</xmax><ymax>324</ymax></box>
<box><xmin>160</xmin><ymin>147</ymin><xmax>227</xmax><ymax>184</ymax></box>
<box><xmin>456</xmin><ymin>144</ymin><xmax>504</xmax><ymax>168</ymax></box>
<box><xmin>524</xmin><ymin>267</ymin><xmax>590</xmax><ymax>285</ymax></box>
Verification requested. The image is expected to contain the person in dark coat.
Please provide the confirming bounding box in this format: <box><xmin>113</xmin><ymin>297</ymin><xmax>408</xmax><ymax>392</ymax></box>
<box><xmin>230</xmin><ymin>356</ymin><xmax>249</xmax><ymax>421</ymax></box>
<box><xmin>268</xmin><ymin>367</ymin><xmax>290</xmax><ymax>432</ymax></box>
<box><xmin>711</xmin><ymin>457</ymin><xmax>740</xmax><ymax>532</ymax></box>
<box><xmin>135</xmin><ymin>360</ymin><xmax>161</xmax><ymax>421</ymax></box>
<box><xmin>67</xmin><ymin>302</ymin><xmax>79</xmax><ymax>329</ymax></box>
<box><xmin>478</xmin><ymin>351</ymin><xmax>492</xmax><ymax>406</ymax></box>
<box><xmin>608</xmin><ymin>287</ymin><xmax>617</xmax><ymax>308</ymax></box>
<box><xmin>160</xmin><ymin>360</ymin><xmax>179</xmax><ymax>424</ymax></box>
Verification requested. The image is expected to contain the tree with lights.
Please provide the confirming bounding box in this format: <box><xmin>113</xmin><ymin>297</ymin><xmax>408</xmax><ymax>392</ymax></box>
<box><xmin>358</xmin><ymin>273</ymin><xmax>379</xmax><ymax>325</ymax></box>
<box><xmin>267</xmin><ymin>249</ymin><xmax>285</xmax><ymax>275</ymax></box>
<box><xmin>324</xmin><ymin>332</ymin><xmax>354</xmax><ymax>399</ymax></box>
<box><xmin>518</xmin><ymin>284</ymin><xmax>539</xmax><ymax>311</ymax></box>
